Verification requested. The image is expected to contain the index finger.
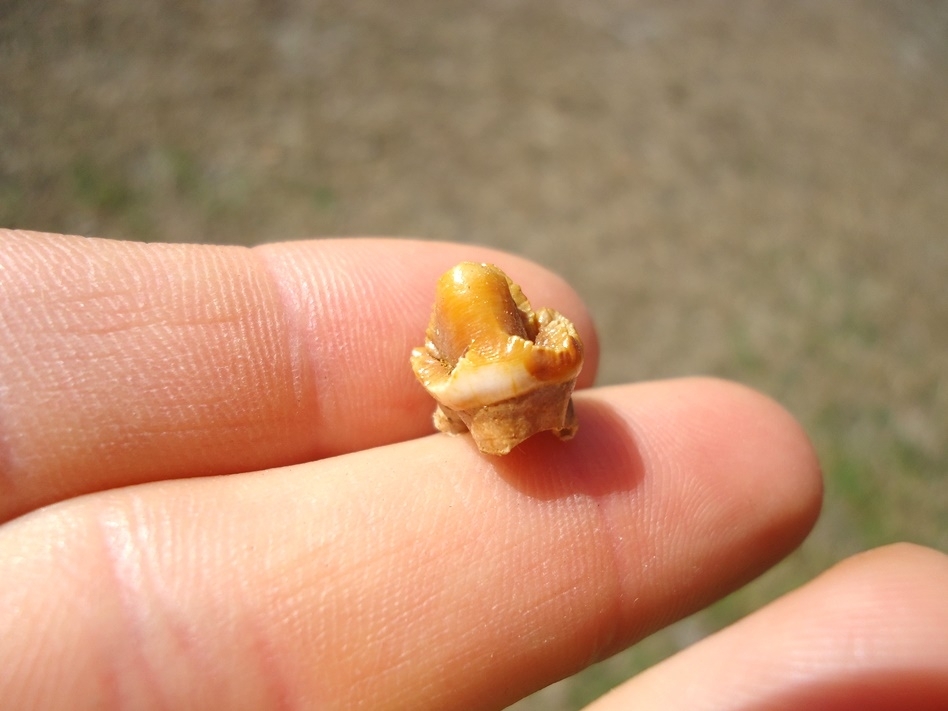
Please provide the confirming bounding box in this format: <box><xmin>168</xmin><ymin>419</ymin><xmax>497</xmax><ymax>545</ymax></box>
<box><xmin>0</xmin><ymin>231</ymin><xmax>599</xmax><ymax>521</ymax></box>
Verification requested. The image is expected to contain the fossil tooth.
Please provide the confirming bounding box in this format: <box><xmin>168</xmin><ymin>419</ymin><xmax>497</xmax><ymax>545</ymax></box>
<box><xmin>410</xmin><ymin>262</ymin><xmax>584</xmax><ymax>455</ymax></box>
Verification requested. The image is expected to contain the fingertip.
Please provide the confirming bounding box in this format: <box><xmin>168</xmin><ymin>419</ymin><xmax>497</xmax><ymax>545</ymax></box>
<box><xmin>586</xmin><ymin>543</ymin><xmax>948</xmax><ymax>711</ymax></box>
<box><xmin>834</xmin><ymin>540</ymin><xmax>948</xmax><ymax>578</ymax></box>
<box><xmin>816</xmin><ymin>542</ymin><xmax>948</xmax><ymax>632</ymax></box>
<box><xmin>487</xmin><ymin>377</ymin><xmax>826</xmax><ymax>662</ymax></box>
<box><xmin>604</xmin><ymin>377</ymin><xmax>824</xmax><ymax>586</ymax></box>
<box><xmin>695</xmin><ymin>377</ymin><xmax>824</xmax><ymax>559</ymax></box>
<box><xmin>694</xmin><ymin>378</ymin><xmax>824</xmax><ymax>588</ymax></box>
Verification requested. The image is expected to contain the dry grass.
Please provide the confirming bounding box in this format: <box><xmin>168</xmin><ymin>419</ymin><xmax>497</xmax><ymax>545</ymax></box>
<box><xmin>2</xmin><ymin>2</ymin><xmax>947</xmax><ymax>708</ymax></box>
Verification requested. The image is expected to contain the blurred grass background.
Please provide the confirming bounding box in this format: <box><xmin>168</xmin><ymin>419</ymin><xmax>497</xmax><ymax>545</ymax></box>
<box><xmin>2</xmin><ymin>1</ymin><xmax>946</xmax><ymax>708</ymax></box>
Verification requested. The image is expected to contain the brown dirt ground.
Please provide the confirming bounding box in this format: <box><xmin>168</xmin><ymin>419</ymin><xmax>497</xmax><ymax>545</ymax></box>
<box><xmin>2</xmin><ymin>2</ymin><xmax>947</xmax><ymax>708</ymax></box>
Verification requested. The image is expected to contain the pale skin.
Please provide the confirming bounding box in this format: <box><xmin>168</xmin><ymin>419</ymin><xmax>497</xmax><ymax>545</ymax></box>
<box><xmin>0</xmin><ymin>230</ymin><xmax>946</xmax><ymax>710</ymax></box>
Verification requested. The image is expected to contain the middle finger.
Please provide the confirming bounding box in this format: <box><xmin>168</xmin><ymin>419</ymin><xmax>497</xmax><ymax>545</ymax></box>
<box><xmin>0</xmin><ymin>378</ymin><xmax>821</xmax><ymax>710</ymax></box>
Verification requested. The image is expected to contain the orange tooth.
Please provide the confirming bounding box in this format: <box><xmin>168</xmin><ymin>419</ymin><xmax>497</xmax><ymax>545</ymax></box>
<box><xmin>410</xmin><ymin>262</ymin><xmax>584</xmax><ymax>456</ymax></box>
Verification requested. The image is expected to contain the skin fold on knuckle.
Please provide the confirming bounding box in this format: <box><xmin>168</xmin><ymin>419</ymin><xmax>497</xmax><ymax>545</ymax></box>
<box><xmin>0</xmin><ymin>231</ymin><xmax>313</xmax><ymax>521</ymax></box>
<box><xmin>0</xmin><ymin>493</ymin><xmax>308</xmax><ymax>711</ymax></box>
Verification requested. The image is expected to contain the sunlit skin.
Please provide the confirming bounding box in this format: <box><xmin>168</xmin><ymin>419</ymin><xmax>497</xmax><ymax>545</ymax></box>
<box><xmin>1</xmin><ymin>230</ymin><xmax>946</xmax><ymax>711</ymax></box>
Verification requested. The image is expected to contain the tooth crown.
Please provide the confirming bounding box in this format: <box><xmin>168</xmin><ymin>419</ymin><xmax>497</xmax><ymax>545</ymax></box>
<box><xmin>411</xmin><ymin>262</ymin><xmax>584</xmax><ymax>455</ymax></box>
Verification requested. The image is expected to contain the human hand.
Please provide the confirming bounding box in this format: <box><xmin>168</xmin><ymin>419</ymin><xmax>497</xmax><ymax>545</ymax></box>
<box><xmin>1</xmin><ymin>230</ymin><xmax>945</xmax><ymax>710</ymax></box>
